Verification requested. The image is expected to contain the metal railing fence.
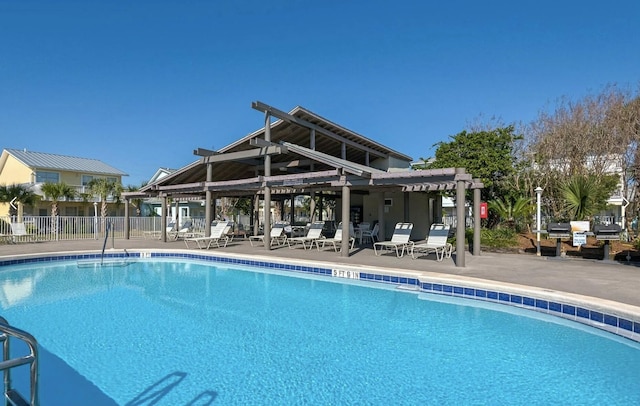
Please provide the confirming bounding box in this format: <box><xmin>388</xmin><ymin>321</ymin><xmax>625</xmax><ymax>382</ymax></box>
<box><xmin>0</xmin><ymin>215</ymin><xmax>256</xmax><ymax>241</ymax></box>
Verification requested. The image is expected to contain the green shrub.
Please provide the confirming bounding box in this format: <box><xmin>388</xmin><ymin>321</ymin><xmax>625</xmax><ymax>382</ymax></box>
<box><xmin>484</xmin><ymin>228</ymin><xmax>518</xmax><ymax>248</ymax></box>
<box><xmin>463</xmin><ymin>227</ymin><xmax>517</xmax><ymax>249</ymax></box>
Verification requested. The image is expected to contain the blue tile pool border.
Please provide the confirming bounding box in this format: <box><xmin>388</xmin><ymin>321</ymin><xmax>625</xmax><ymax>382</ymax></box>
<box><xmin>1</xmin><ymin>250</ymin><xmax>639</xmax><ymax>342</ymax></box>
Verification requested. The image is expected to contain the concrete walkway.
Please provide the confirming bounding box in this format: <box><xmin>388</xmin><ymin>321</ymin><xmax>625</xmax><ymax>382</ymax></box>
<box><xmin>1</xmin><ymin>237</ymin><xmax>639</xmax><ymax>308</ymax></box>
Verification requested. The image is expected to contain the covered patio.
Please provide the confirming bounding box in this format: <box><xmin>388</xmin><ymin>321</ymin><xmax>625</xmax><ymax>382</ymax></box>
<box><xmin>123</xmin><ymin>101</ymin><xmax>483</xmax><ymax>267</ymax></box>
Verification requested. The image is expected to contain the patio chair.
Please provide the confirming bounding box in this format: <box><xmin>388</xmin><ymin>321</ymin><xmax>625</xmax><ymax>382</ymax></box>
<box><xmin>184</xmin><ymin>221</ymin><xmax>230</xmax><ymax>249</ymax></box>
<box><xmin>287</xmin><ymin>221</ymin><xmax>325</xmax><ymax>249</ymax></box>
<box><xmin>409</xmin><ymin>223</ymin><xmax>452</xmax><ymax>261</ymax></box>
<box><xmin>229</xmin><ymin>223</ymin><xmax>247</xmax><ymax>241</ymax></box>
<box><xmin>249</xmin><ymin>222</ymin><xmax>288</xmax><ymax>247</ymax></box>
<box><xmin>10</xmin><ymin>222</ymin><xmax>36</xmax><ymax>243</ymax></box>
<box><xmin>373</xmin><ymin>222</ymin><xmax>413</xmax><ymax>258</ymax></box>
<box><xmin>169</xmin><ymin>220</ymin><xmax>194</xmax><ymax>240</ymax></box>
<box><xmin>356</xmin><ymin>222</ymin><xmax>370</xmax><ymax>245</ymax></box>
<box><xmin>360</xmin><ymin>223</ymin><xmax>379</xmax><ymax>244</ymax></box>
<box><xmin>315</xmin><ymin>222</ymin><xmax>355</xmax><ymax>252</ymax></box>
<box><xmin>144</xmin><ymin>221</ymin><xmax>175</xmax><ymax>240</ymax></box>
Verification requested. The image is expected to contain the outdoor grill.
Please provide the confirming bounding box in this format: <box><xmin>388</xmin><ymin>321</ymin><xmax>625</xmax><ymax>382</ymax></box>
<box><xmin>546</xmin><ymin>223</ymin><xmax>572</xmax><ymax>257</ymax></box>
<box><xmin>593</xmin><ymin>224</ymin><xmax>622</xmax><ymax>241</ymax></box>
<box><xmin>593</xmin><ymin>224</ymin><xmax>622</xmax><ymax>261</ymax></box>
<box><xmin>547</xmin><ymin>223</ymin><xmax>572</xmax><ymax>239</ymax></box>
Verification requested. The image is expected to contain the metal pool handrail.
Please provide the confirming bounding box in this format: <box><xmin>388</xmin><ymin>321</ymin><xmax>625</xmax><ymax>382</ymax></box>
<box><xmin>101</xmin><ymin>220</ymin><xmax>112</xmax><ymax>266</ymax></box>
<box><xmin>0</xmin><ymin>316</ymin><xmax>39</xmax><ymax>406</ymax></box>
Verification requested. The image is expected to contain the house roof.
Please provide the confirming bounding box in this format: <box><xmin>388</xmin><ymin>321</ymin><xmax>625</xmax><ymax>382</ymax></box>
<box><xmin>2</xmin><ymin>148</ymin><xmax>128</xmax><ymax>176</ymax></box>
<box><xmin>148</xmin><ymin>167</ymin><xmax>177</xmax><ymax>184</ymax></box>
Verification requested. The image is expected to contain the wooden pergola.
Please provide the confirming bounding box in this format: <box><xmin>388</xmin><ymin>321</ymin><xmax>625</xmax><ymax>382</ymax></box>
<box><xmin>123</xmin><ymin>101</ymin><xmax>484</xmax><ymax>267</ymax></box>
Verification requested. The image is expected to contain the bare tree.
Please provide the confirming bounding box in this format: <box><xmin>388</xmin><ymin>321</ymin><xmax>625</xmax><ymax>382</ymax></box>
<box><xmin>526</xmin><ymin>84</ymin><xmax>640</xmax><ymax>225</ymax></box>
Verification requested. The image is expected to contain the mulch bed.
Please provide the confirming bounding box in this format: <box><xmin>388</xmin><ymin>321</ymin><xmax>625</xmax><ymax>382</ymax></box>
<box><xmin>505</xmin><ymin>232</ymin><xmax>640</xmax><ymax>262</ymax></box>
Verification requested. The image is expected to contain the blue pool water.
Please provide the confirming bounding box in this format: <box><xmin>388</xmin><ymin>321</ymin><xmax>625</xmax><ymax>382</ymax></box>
<box><xmin>1</xmin><ymin>259</ymin><xmax>639</xmax><ymax>405</ymax></box>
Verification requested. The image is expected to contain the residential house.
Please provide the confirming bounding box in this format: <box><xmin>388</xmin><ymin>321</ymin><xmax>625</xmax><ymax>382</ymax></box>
<box><xmin>143</xmin><ymin>167</ymin><xmax>208</xmax><ymax>220</ymax></box>
<box><xmin>0</xmin><ymin>148</ymin><xmax>128</xmax><ymax>217</ymax></box>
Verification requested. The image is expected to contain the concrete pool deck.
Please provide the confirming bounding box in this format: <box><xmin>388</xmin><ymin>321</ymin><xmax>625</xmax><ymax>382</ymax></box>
<box><xmin>1</xmin><ymin>237</ymin><xmax>639</xmax><ymax>309</ymax></box>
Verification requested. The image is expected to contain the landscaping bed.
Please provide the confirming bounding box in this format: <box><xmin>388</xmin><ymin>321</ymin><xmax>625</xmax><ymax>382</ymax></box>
<box><xmin>512</xmin><ymin>232</ymin><xmax>639</xmax><ymax>262</ymax></box>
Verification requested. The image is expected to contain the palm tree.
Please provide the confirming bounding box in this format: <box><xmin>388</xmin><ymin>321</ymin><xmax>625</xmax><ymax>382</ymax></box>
<box><xmin>122</xmin><ymin>181</ymin><xmax>152</xmax><ymax>217</ymax></box>
<box><xmin>40</xmin><ymin>182</ymin><xmax>76</xmax><ymax>218</ymax></box>
<box><xmin>88</xmin><ymin>178</ymin><xmax>123</xmax><ymax>233</ymax></box>
<box><xmin>560</xmin><ymin>175</ymin><xmax>613</xmax><ymax>221</ymax></box>
<box><xmin>125</xmin><ymin>185</ymin><xmax>145</xmax><ymax>216</ymax></box>
<box><xmin>0</xmin><ymin>183</ymin><xmax>37</xmax><ymax>219</ymax></box>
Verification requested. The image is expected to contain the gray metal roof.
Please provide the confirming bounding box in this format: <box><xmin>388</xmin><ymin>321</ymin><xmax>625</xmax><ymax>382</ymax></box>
<box><xmin>5</xmin><ymin>148</ymin><xmax>128</xmax><ymax>176</ymax></box>
<box><xmin>220</xmin><ymin>104</ymin><xmax>414</xmax><ymax>163</ymax></box>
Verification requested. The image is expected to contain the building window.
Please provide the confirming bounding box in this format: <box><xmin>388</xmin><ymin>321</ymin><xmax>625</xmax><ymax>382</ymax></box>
<box><xmin>82</xmin><ymin>176</ymin><xmax>119</xmax><ymax>185</ymax></box>
<box><xmin>36</xmin><ymin>171</ymin><xmax>59</xmax><ymax>183</ymax></box>
<box><xmin>81</xmin><ymin>175</ymin><xmax>94</xmax><ymax>186</ymax></box>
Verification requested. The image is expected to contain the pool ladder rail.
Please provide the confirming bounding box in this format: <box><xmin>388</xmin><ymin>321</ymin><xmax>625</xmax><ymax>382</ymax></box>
<box><xmin>0</xmin><ymin>317</ymin><xmax>38</xmax><ymax>406</ymax></box>
<box><xmin>77</xmin><ymin>220</ymin><xmax>134</xmax><ymax>268</ymax></box>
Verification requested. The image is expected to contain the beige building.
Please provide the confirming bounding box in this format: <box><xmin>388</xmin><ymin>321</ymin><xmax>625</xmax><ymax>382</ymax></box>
<box><xmin>0</xmin><ymin>148</ymin><xmax>128</xmax><ymax>217</ymax></box>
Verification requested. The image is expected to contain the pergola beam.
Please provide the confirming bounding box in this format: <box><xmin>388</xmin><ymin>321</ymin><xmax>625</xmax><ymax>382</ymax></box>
<box><xmin>199</xmin><ymin>145</ymin><xmax>287</xmax><ymax>164</ymax></box>
<box><xmin>193</xmin><ymin>148</ymin><xmax>219</xmax><ymax>156</ymax></box>
<box><xmin>257</xmin><ymin>159</ymin><xmax>313</xmax><ymax>171</ymax></box>
<box><xmin>252</xmin><ymin>101</ymin><xmax>387</xmax><ymax>159</ymax></box>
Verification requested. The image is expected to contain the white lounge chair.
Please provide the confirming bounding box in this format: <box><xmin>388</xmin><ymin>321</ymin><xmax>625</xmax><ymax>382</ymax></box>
<box><xmin>409</xmin><ymin>223</ymin><xmax>453</xmax><ymax>261</ymax></box>
<box><xmin>10</xmin><ymin>222</ymin><xmax>36</xmax><ymax>243</ymax></box>
<box><xmin>315</xmin><ymin>222</ymin><xmax>355</xmax><ymax>252</ymax></box>
<box><xmin>169</xmin><ymin>220</ymin><xmax>194</xmax><ymax>240</ymax></box>
<box><xmin>373</xmin><ymin>222</ymin><xmax>413</xmax><ymax>257</ymax></box>
<box><xmin>249</xmin><ymin>222</ymin><xmax>288</xmax><ymax>247</ymax></box>
<box><xmin>184</xmin><ymin>221</ymin><xmax>230</xmax><ymax>249</ymax></box>
<box><xmin>287</xmin><ymin>221</ymin><xmax>325</xmax><ymax>249</ymax></box>
<box><xmin>144</xmin><ymin>221</ymin><xmax>175</xmax><ymax>240</ymax></box>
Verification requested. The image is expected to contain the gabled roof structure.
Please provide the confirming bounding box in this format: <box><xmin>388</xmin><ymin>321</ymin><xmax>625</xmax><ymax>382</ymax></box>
<box><xmin>132</xmin><ymin>101</ymin><xmax>481</xmax><ymax>198</ymax></box>
<box><xmin>1</xmin><ymin>148</ymin><xmax>128</xmax><ymax>176</ymax></box>
<box><xmin>147</xmin><ymin>167</ymin><xmax>176</xmax><ymax>184</ymax></box>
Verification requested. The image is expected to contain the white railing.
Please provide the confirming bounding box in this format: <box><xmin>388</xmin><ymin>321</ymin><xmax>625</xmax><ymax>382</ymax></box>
<box><xmin>0</xmin><ymin>215</ymin><xmax>255</xmax><ymax>241</ymax></box>
<box><xmin>441</xmin><ymin>215</ymin><xmax>474</xmax><ymax>229</ymax></box>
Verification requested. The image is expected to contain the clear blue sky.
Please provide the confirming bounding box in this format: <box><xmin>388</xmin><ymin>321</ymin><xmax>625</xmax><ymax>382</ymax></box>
<box><xmin>1</xmin><ymin>1</ymin><xmax>639</xmax><ymax>186</ymax></box>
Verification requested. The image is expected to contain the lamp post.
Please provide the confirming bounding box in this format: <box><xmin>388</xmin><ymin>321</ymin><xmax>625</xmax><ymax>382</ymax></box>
<box><xmin>535</xmin><ymin>186</ymin><xmax>543</xmax><ymax>256</ymax></box>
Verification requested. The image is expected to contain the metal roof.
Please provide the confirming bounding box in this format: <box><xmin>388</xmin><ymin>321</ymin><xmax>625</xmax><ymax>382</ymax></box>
<box><xmin>4</xmin><ymin>148</ymin><xmax>128</xmax><ymax>176</ymax></box>
<box><xmin>220</xmin><ymin>105</ymin><xmax>413</xmax><ymax>163</ymax></box>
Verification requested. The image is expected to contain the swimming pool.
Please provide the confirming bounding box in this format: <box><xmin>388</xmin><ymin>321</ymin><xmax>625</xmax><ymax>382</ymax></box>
<box><xmin>2</xmin><ymin>255</ymin><xmax>640</xmax><ymax>405</ymax></box>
